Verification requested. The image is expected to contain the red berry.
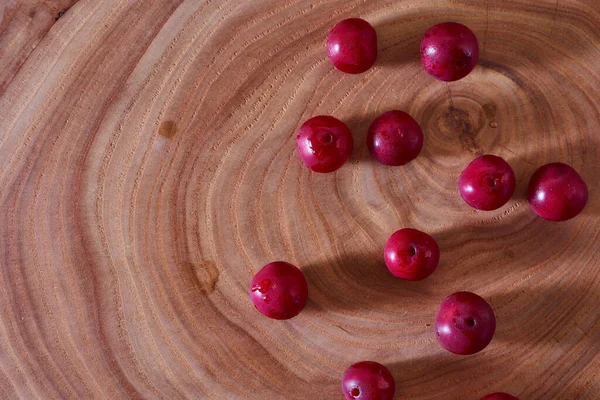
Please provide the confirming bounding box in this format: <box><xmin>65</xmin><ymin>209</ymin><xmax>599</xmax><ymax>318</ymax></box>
<box><xmin>249</xmin><ymin>262</ymin><xmax>308</xmax><ymax>320</ymax></box>
<box><xmin>420</xmin><ymin>22</ymin><xmax>479</xmax><ymax>81</ymax></box>
<box><xmin>296</xmin><ymin>115</ymin><xmax>353</xmax><ymax>173</ymax></box>
<box><xmin>327</xmin><ymin>18</ymin><xmax>377</xmax><ymax>74</ymax></box>
<box><xmin>458</xmin><ymin>155</ymin><xmax>516</xmax><ymax>211</ymax></box>
<box><xmin>384</xmin><ymin>228</ymin><xmax>439</xmax><ymax>281</ymax></box>
<box><xmin>527</xmin><ymin>162</ymin><xmax>588</xmax><ymax>221</ymax></box>
<box><xmin>367</xmin><ymin>111</ymin><xmax>424</xmax><ymax>166</ymax></box>
<box><xmin>435</xmin><ymin>292</ymin><xmax>496</xmax><ymax>355</ymax></box>
<box><xmin>481</xmin><ymin>393</ymin><xmax>519</xmax><ymax>400</ymax></box>
<box><xmin>341</xmin><ymin>361</ymin><xmax>395</xmax><ymax>400</ymax></box>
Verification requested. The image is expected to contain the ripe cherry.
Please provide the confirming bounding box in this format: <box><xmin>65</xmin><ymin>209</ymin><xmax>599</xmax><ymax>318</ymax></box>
<box><xmin>384</xmin><ymin>228</ymin><xmax>439</xmax><ymax>281</ymax></box>
<box><xmin>435</xmin><ymin>291</ymin><xmax>496</xmax><ymax>355</ymax></box>
<box><xmin>249</xmin><ymin>262</ymin><xmax>308</xmax><ymax>320</ymax></box>
<box><xmin>367</xmin><ymin>111</ymin><xmax>424</xmax><ymax>166</ymax></box>
<box><xmin>341</xmin><ymin>361</ymin><xmax>395</xmax><ymax>400</ymax></box>
<box><xmin>527</xmin><ymin>162</ymin><xmax>588</xmax><ymax>221</ymax></box>
<box><xmin>459</xmin><ymin>155</ymin><xmax>516</xmax><ymax>211</ymax></box>
<box><xmin>296</xmin><ymin>115</ymin><xmax>353</xmax><ymax>173</ymax></box>
<box><xmin>327</xmin><ymin>18</ymin><xmax>377</xmax><ymax>74</ymax></box>
<box><xmin>420</xmin><ymin>22</ymin><xmax>479</xmax><ymax>81</ymax></box>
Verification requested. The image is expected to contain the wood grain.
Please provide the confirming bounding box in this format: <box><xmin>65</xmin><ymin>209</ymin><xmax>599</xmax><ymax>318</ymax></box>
<box><xmin>1</xmin><ymin>0</ymin><xmax>599</xmax><ymax>398</ymax></box>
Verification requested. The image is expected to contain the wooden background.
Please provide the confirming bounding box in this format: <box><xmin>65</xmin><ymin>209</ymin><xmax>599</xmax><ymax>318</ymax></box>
<box><xmin>1</xmin><ymin>0</ymin><xmax>599</xmax><ymax>398</ymax></box>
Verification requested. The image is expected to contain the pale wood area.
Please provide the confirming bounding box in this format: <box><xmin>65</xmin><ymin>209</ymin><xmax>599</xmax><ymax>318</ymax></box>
<box><xmin>1</xmin><ymin>0</ymin><xmax>599</xmax><ymax>399</ymax></box>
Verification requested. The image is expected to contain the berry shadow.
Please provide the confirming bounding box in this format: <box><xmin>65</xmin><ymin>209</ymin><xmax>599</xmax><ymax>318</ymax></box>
<box><xmin>502</xmin><ymin>146</ymin><xmax>553</xmax><ymax>203</ymax></box>
<box><xmin>345</xmin><ymin>112</ymin><xmax>379</xmax><ymax>164</ymax></box>
<box><xmin>427</xmin><ymin>216</ymin><xmax>538</xmax><ymax>283</ymax></box>
<box><xmin>578</xmin><ymin>140</ymin><xmax>599</xmax><ymax>218</ymax></box>
<box><xmin>373</xmin><ymin>17</ymin><xmax>427</xmax><ymax>68</ymax></box>
<box><xmin>505</xmin><ymin>156</ymin><xmax>537</xmax><ymax>203</ymax></box>
<box><xmin>387</xmin><ymin>352</ymin><xmax>518</xmax><ymax>399</ymax></box>
<box><xmin>425</xmin><ymin>212</ymin><xmax>597</xmax><ymax>320</ymax></box>
<box><xmin>302</xmin><ymin>250</ymin><xmax>436</xmax><ymax>314</ymax></box>
<box><xmin>490</xmin><ymin>278</ymin><xmax>600</xmax><ymax>347</ymax></box>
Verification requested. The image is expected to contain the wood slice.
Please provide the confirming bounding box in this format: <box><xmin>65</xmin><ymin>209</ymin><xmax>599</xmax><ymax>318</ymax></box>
<box><xmin>1</xmin><ymin>0</ymin><xmax>599</xmax><ymax>398</ymax></box>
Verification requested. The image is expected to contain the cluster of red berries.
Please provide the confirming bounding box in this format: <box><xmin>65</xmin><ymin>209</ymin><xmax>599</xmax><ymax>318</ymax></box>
<box><xmin>249</xmin><ymin>18</ymin><xmax>588</xmax><ymax>400</ymax></box>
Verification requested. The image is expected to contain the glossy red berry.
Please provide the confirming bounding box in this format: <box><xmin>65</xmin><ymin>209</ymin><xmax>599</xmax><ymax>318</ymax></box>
<box><xmin>341</xmin><ymin>361</ymin><xmax>395</xmax><ymax>400</ymax></box>
<box><xmin>384</xmin><ymin>228</ymin><xmax>439</xmax><ymax>281</ymax></box>
<box><xmin>420</xmin><ymin>22</ymin><xmax>479</xmax><ymax>81</ymax></box>
<box><xmin>296</xmin><ymin>115</ymin><xmax>353</xmax><ymax>173</ymax></box>
<box><xmin>481</xmin><ymin>393</ymin><xmax>519</xmax><ymax>400</ymax></box>
<box><xmin>527</xmin><ymin>162</ymin><xmax>588</xmax><ymax>221</ymax></box>
<box><xmin>458</xmin><ymin>155</ymin><xmax>516</xmax><ymax>211</ymax></box>
<box><xmin>249</xmin><ymin>262</ymin><xmax>308</xmax><ymax>320</ymax></box>
<box><xmin>435</xmin><ymin>291</ymin><xmax>496</xmax><ymax>355</ymax></box>
<box><xmin>327</xmin><ymin>18</ymin><xmax>377</xmax><ymax>74</ymax></box>
<box><xmin>367</xmin><ymin>111</ymin><xmax>424</xmax><ymax>166</ymax></box>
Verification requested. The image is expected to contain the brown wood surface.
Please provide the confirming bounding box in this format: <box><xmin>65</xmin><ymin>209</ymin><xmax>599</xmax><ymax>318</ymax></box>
<box><xmin>1</xmin><ymin>0</ymin><xmax>599</xmax><ymax>399</ymax></box>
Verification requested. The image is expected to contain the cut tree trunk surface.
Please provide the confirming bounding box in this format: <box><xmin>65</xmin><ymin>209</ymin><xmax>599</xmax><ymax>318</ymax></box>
<box><xmin>0</xmin><ymin>0</ymin><xmax>599</xmax><ymax>399</ymax></box>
